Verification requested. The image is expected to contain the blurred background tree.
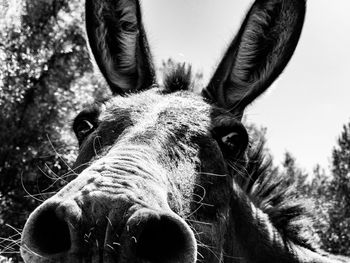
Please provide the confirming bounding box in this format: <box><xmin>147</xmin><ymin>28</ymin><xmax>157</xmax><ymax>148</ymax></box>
<box><xmin>0</xmin><ymin>0</ymin><xmax>350</xmax><ymax>261</ymax></box>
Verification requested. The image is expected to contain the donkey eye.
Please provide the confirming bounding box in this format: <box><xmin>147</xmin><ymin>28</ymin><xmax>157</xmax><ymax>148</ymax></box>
<box><xmin>221</xmin><ymin>132</ymin><xmax>241</xmax><ymax>148</ymax></box>
<box><xmin>212</xmin><ymin>122</ymin><xmax>248</xmax><ymax>157</ymax></box>
<box><xmin>74</xmin><ymin>120</ymin><xmax>95</xmax><ymax>142</ymax></box>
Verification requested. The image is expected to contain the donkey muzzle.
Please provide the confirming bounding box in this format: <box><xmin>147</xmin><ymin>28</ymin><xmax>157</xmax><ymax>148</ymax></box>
<box><xmin>21</xmin><ymin>200</ymin><xmax>197</xmax><ymax>263</ymax></box>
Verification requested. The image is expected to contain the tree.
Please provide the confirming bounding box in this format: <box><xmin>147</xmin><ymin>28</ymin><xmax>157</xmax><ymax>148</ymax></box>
<box><xmin>0</xmin><ymin>1</ymin><xmax>109</xmax><ymax>260</ymax></box>
<box><xmin>324</xmin><ymin>123</ymin><xmax>350</xmax><ymax>255</ymax></box>
<box><xmin>281</xmin><ymin>152</ymin><xmax>309</xmax><ymax>193</ymax></box>
<box><xmin>303</xmin><ymin>123</ymin><xmax>350</xmax><ymax>255</ymax></box>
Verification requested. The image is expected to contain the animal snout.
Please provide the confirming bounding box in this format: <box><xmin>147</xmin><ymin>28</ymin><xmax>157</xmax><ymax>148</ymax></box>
<box><xmin>124</xmin><ymin>208</ymin><xmax>197</xmax><ymax>263</ymax></box>
<box><xmin>21</xmin><ymin>201</ymin><xmax>197</xmax><ymax>263</ymax></box>
<box><xmin>21</xmin><ymin>201</ymin><xmax>81</xmax><ymax>257</ymax></box>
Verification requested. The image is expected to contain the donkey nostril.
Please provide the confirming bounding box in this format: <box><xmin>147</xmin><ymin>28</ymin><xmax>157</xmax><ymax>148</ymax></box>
<box><xmin>29</xmin><ymin>206</ymin><xmax>71</xmax><ymax>255</ymax></box>
<box><xmin>135</xmin><ymin>214</ymin><xmax>194</xmax><ymax>262</ymax></box>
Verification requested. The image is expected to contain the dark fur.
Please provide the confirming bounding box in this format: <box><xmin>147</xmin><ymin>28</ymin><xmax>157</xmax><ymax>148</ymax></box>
<box><xmin>163</xmin><ymin>64</ymin><xmax>317</xmax><ymax>250</ymax></box>
<box><xmin>163</xmin><ymin>65</ymin><xmax>317</xmax><ymax>252</ymax></box>
<box><xmin>203</xmin><ymin>0</ymin><xmax>306</xmax><ymax>117</ymax></box>
<box><xmin>243</xmin><ymin>142</ymin><xmax>316</xmax><ymax>251</ymax></box>
<box><xmin>85</xmin><ymin>0</ymin><xmax>155</xmax><ymax>93</ymax></box>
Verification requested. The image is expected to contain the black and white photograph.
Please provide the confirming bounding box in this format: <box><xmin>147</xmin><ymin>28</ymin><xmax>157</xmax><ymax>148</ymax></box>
<box><xmin>1</xmin><ymin>0</ymin><xmax>350</xmax><ymax>262</ymax></box>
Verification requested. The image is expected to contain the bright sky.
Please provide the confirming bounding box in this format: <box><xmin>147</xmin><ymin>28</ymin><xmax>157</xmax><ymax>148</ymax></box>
<box><xmin>142</xmin><ymin>0</ymin><xmax>350</xmax><ymax>174</ymax></box>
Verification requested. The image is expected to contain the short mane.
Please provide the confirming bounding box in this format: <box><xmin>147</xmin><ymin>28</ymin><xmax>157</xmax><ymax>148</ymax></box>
<box><xmin>162</xmin><ymin>63</ymin><xmax>193</xmax><ymax>93</ymax></box>
<box><xmin>242</xmin><ymin>142</ymin><xmax>318</xmax><ymax>250</ymax></box>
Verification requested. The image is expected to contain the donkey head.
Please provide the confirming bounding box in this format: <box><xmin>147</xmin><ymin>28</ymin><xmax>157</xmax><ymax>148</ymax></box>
<box><xmin>20</xmin><ymin>1</ymin><xmax>328</xmax><ymax>263</ymax></box>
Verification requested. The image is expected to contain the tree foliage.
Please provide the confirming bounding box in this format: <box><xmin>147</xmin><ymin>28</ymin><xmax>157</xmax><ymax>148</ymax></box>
<box><xmin>281</xmin><ymin>152</ymin><xmax>308</xmax><ymax>189</ymax></box>
<box><xmin>324</xmin><ymin>124</ymin><xmax>350</xmax><ymax>255</ymax></box>
<box><xmin>0</xmin><ymin>0</ymin><xmax>109</xmax><ymax>259</ymax></box>
<box><xmin>278</xmin><ymin>125</ymin><xmax>350</xmax><ymax>256</ymax></box>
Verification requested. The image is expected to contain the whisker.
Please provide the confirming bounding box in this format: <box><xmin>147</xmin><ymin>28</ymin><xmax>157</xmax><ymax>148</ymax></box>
<box><xmin>198</xmin><ymin>172</ymin><xmax>227</xmax><ymax>177</ymax></box>
<box><xmin>4</xmin><ymin>225</ymin><xmax>22</xmax><ymax>236</ymax></box>
<box><xmin>46</xmin><ymin>135</ymin><xmax>76</xmax><ymax>174</ymax></box>
<box><xmin>20</xmin><ymin>172</ymin><xmax>44</xmax><ymax>203</ymax></box>
<box><xmin>93</xmin><ymin>136</ymin><xmax>102</xmax><ymax>157</ymax></box>
<box><xmin>186</xmin><ymin>219</ymin><xmax>212</xmax><ymax>227</ymax></box>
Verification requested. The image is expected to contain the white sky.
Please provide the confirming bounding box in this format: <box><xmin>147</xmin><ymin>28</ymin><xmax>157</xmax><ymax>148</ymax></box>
<box><xmin>142</xmin><ymin>0</ymin><xmax>350</xmax><ymax>174</ymax></box>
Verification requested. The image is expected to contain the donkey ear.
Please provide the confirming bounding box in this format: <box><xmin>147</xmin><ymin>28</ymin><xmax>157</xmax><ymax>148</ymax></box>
<box><xmin>85</xmin><ymin>0</ymin><xmax>155</xmax><ymax>94</ymax></box>
<box><xmin>202</xmin><ymin>0</ymin><xmax>306</xmax><ymax>117</ymax></box>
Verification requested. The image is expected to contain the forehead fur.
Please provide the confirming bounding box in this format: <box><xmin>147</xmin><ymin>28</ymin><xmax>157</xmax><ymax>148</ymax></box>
<box><xmin>101</xmin><ymin>88</ymin><xmax>210</xmax><ymax>132</ymax></box>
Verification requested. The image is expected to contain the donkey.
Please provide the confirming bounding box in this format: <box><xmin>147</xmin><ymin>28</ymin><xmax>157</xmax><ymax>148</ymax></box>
<box><xmin>20</xmin><ymin>0</ymin><xmax>350</xmax><ymax>262</ymax></box>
